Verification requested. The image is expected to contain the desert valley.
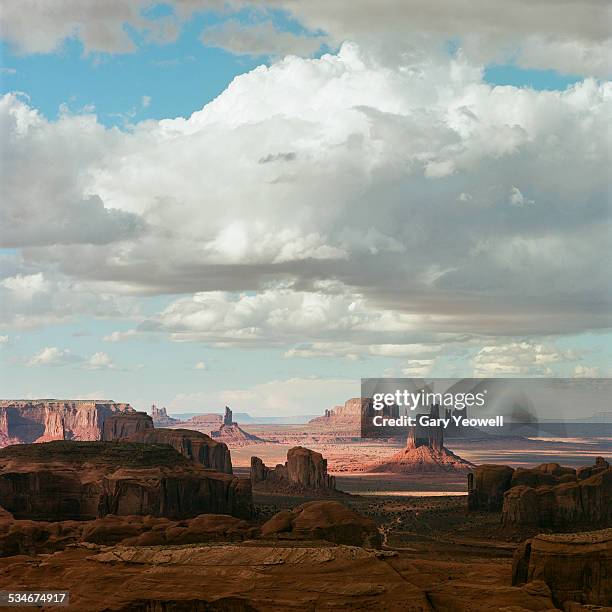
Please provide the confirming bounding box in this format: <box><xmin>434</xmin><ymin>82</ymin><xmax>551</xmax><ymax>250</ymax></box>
<box><xmin>0</xmin><ymin>397</ymin><xmax>609</xmax><ymax>611</ymax></box>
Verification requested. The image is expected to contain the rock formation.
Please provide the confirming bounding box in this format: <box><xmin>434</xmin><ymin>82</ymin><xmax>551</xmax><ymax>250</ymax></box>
<box><xmin>0</xmin><ymin>441</ymin><xmax>252</xmax><ymax>521</ymax></box>
<box><xmin>468</xmin><ymin>458</ymin><xmax>611</xmax><ymax>529</ymax></box>
<box><xmin>223</xmin><ymin>405</ymin><xmax>233</xmax><ymax>426</ymax></box>
<box><xmin>369</xmin><ymin>405</ymin><xmax>475</xmax><ymax>474</ymax></box>
<box><xmin>512</xmin><ymin>529</ymin><xmax>612</xmax><ymax>607</ymax></box>
<box><xmin>309</xmin><ymin>397</ymin><xmax>365</xmax><ymax>426</ymax></box>
<box><xmin>370</xmin><ymin>444</ymin><xmax>475</xmax><ymax>474</ymax></box>
<box><xmin>172</xmin><ymin>413</ymin><xmax>223</xmax><ymax>432</ymax></box>
<box><xmin>125</xmin><ymin>428</ymin><xmax>233</xmax><ymax>473</ymax></box>
<box><xmin>150</xmin><ymin>404</ymin><xmax>181</xmax><ymax>427</ymax></box>
<box><xmin>468</xmin><ymin>464</ymin><xmax>515</xmax><ymax>511</ymax></box>
<box><xmin>251</xmin><ymin>446</ymin><xmax>337</xmax><ymax>493</ymax></box>
<box><xmin>503</xmin><ymin>467</ymin><xmax>611</xmax><ymax>528</ymax></box>
<box><xmin>101</xmin><ymin>411</ymin><xmax>153</xmax><ymax>440</ymax></box>
<box><xmin>210</xmin><ymin>422</ymin><xmax>266</xmax><ymax>446</ymax></box>
<box><xmin>0</xmin><ymin>510</ymin><xmax>258</xmax><ymax>556</ymax></box>
<box><xmin>0</xmin><ymin>400</ymin><xmax>135</xmax><ymax>446</ymax></box>
<box><xmin>261</xmin><ymin>500</ymin><xmax>382</xmax><ymax>548</ymax></box>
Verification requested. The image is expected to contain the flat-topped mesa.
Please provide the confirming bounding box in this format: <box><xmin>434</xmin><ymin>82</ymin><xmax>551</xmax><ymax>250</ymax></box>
<box><xmin>0</xmin><ymin>400</ymin><xmax>135</xmax><ymax>446</ymax></box>
<box><xmin>124</xmin><ymin>428</ymin><xmax>233</xmax><ymax>474</ymax></box>
<box><xmin>0</xmin><ymin>441</ymin><xmax>252</xmax><ymax>521</ymax></box>
<box><xmin>251</xmin><ymin>446</ymin><xmax>336</xmax><ymax>492</ymax></box>
<box><xmin>309</xmin><ymin>397</ymin><xmax>365</xmax><ymax>425</ymax></box>
<box><xmin>101</xmin><ymin>411</ymin><xmax>153</xmax><ymax>441</ymax></box>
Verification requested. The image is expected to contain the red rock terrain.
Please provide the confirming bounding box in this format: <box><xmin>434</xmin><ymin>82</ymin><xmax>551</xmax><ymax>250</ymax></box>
<box><xmin>211</xmin><ymin>423</ymin><xmax>267</xmax><ymax>446</ymax></box>
<box><xmin>369</xmin><ymin>443</ymin><xmax>475</xmax><ymax>474</ymax></box>
<box><xmin>0</xmin><ymin>400</ymin><xmax>135</xmax><ymax>445</ymax></box>
<box><xmin>513</xmin><ymin>528</ymin><xmax>611</xmax><ymax>607</ymax></box>
<box><xmin>251</xmin><ymin>446</ymin><xmax>338</xmax><ymax>494</ymax></box>
<box><xmin>124</xmin><ymin>428</ymin><xmax>233</xmax><ymax>474</ymax></box>
<box><xmin>0</xmin><ymin>489</ymin><xmax>603</xmax><ymax>610</ymax></box>
<box><xmin>468</xmin><ymin>458</ymin><xmax>611</xmax><ymax>529</ymax></box>
<box><xmin>261</xmin><ymin>500</ymin><xmax>382</xmax><ymax>548</ymax></box>
<box><xmin>101</xmin><ymin>411</ymin><xmax>153</xmax><ymax>440</ymax></box>
<box><xmin>0</xmin><ymin>441</ymin><xmax>252</xmax><ymax>520</ymax></box>
<box><xmin>0</xmin><ymin>539</ymin><xmax>564</xmax><ymax>611</ymax></box>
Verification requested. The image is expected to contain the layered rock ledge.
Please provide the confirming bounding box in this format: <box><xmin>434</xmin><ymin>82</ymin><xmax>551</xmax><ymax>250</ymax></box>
<box><xmin>0</xmin><ymin>441</ymin><xmax>252</xmax><ymax>521</ymax></box>
<box><xmin>124</xmin><ymin>428</ymin><xmax>233</xmax><ymax>474</ymax></box>
<box><xmin>512</xmin><ymin>528</ymin><xmax>612</xmax><ymax>607</ymax></box>
<box><xmin>468</xmin><ymin>458</ymin><xmax>611</xmax><ymax>529</ymax></box>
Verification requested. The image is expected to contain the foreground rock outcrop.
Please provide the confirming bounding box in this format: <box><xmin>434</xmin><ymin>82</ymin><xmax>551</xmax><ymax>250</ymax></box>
<box><xmin>0</xmin><ymin>441</ymin><xmax>251</xmax><ymax>520</ymax></box>
<box><xmin>468</xmin><ymin>464</ymin><xmax>515</xmax><ymax>511</ymax></box>
<box><xmin>468</xmin><ymin>458</ymin><xmax>611</xmax><ymax>529</ymax></box>
<box><xmin>261</xmin><ymin>500</ymin><xmax>382</xmax><ymax>548</ymax></box>
<box><xmin>125</xmin><ymin>428</ymin><xmax>233</xmax><ymax>474</ymax></box>
<box><xmin>512</xmin><ymin>529</ymin><xmax>612</xmax><ymax>607</ymax></box>
<box><xmin>0</xmin><ymin>510</ymin><xmax>257</xmax><ymax>556</ymax></box>
<box><xmin>251</xmin><ymin>446</ymin><xmax>337</xmax><ymax>493</ymax></box>
<box><xmin>0</xmin><ymin>400</ymin><xmax>135</xmax><ymax>446</ymax></box>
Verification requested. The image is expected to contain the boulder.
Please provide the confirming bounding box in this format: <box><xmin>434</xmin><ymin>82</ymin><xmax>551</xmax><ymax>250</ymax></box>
<box><xmin>468</xmin><ymin>464</ymin><xmax>514</xmax><ymax>511</ymax></box>
<box><xmin>0</xmin><ymin>441</ymin><xmax>252</xmax><ymax>521</ymax></box>
<box><xmin>261</xmin><ymin>500</ymin><xmax>381</xmax><ymax>548</ymax></box>
<box><xmin>101</xmin><ymin>412</ymin><xmax>153</xmax><ymax>441</ymax></box>
<box><xmin>512</xmin><ymin>529</ymin><xmax>612</xmax><ymax>607</ymax></box>
<box><xmin>124</xmin><ymin>428</ymin><xmax>232</xmax><ymax>474</ymax></box>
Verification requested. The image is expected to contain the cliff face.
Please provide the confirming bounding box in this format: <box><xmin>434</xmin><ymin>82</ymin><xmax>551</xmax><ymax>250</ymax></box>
<box><xmin>0</xmin><ymin>441</ymin><xmax>252</xmax><ymax>521</ymax></box>
<box><xmin>101</xmin><ymin>412</ymin><xmax>153</xmax><ymax>441</ymax></box>
<box><xmin>309</xmin><ymin>398</ymin><xmax>364</xmax><ymax>425</ymax></box>
<box><xmin>513</xmin><ymin>529</ymin><xmax>612</xmax><ymax>607</ymax></box>
<box><xmin>251</xmin><ymin>446</ymin><xmax>336</xmax><ymax>492</ymax></box>
<box><xmin>125</xmin><ymin>428</ymin><xmax>233</xmax><ymax>474</ymax></box>
<box><xmin>0</xmin><ymin>400</ymin><xmax>134</xmax><ymax>446</ymax></box>
<box><xmin>468</xmin><ymin>458</ymin><xmax>611</xmax><ymax>529</ymax></box>
<box><xmin>502</xmin><ymin>466</ymin><xmax>611</xmax><ymax>528</ymax></box>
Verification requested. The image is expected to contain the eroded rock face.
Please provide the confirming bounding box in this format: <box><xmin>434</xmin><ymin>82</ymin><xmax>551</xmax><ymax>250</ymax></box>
<box><xmin>101</xmin><ymin>412</ymin><xmax>153</xmax><ymax>441</ymax></box>
<box><xmin>469</xmin><ymin>458</ymin><xmax>611</xmax><ymax>527</ymax></box>
<box><xmin>124</xmin><ymin>428</ymin><xmax>232</xmax><ymax>474</ymax></box>
<box><xmin>468</xmin><ymin>464</ymin><xmax>514</xmax><ymax>511</ymax></box>
<box><xmin>251</xmin><ymin>446</ymin><xmax>336</xmax><ymax>492</ymax></box>
<box><xmin>512</xmin><ymin>529</ymin><xmax>612</xmax><ymax>607</ymax></box>
<box><xmin>0</xmin><ymin>511</ymin><xmax>257</xmax><ymax>556</ymax></box>
<box><xmin>502</xmin><ymin>464</ymin><xmax>611</xmax><ymax>529</ymax></box>
<box><xmin>261</xmin><ymin>501</ymin><xmax>382</xmax><ymax>548</ymax></box>
<box><xmin>0</xmin><ymin>441</ymin><xmax>252</xmax><ymax>521</ymax></box>
<box><xmin>0</xmin><ymin>400</ymin><xmax>135</xmax><ymax>446</ymax></box>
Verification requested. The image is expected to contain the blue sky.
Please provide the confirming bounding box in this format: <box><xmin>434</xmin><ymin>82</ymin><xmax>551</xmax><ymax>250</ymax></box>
<box><xmin>0</xmin><ymin>2</ymin><xmax>609</xmax><ymax>416</ymax></box>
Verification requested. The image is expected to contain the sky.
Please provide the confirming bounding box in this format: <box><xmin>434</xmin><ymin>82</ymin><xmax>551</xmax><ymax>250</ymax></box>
<box><xmin>0</xmin><ymin>1</ymin><xmax>610</xmax><ymax>416</ymax></box>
